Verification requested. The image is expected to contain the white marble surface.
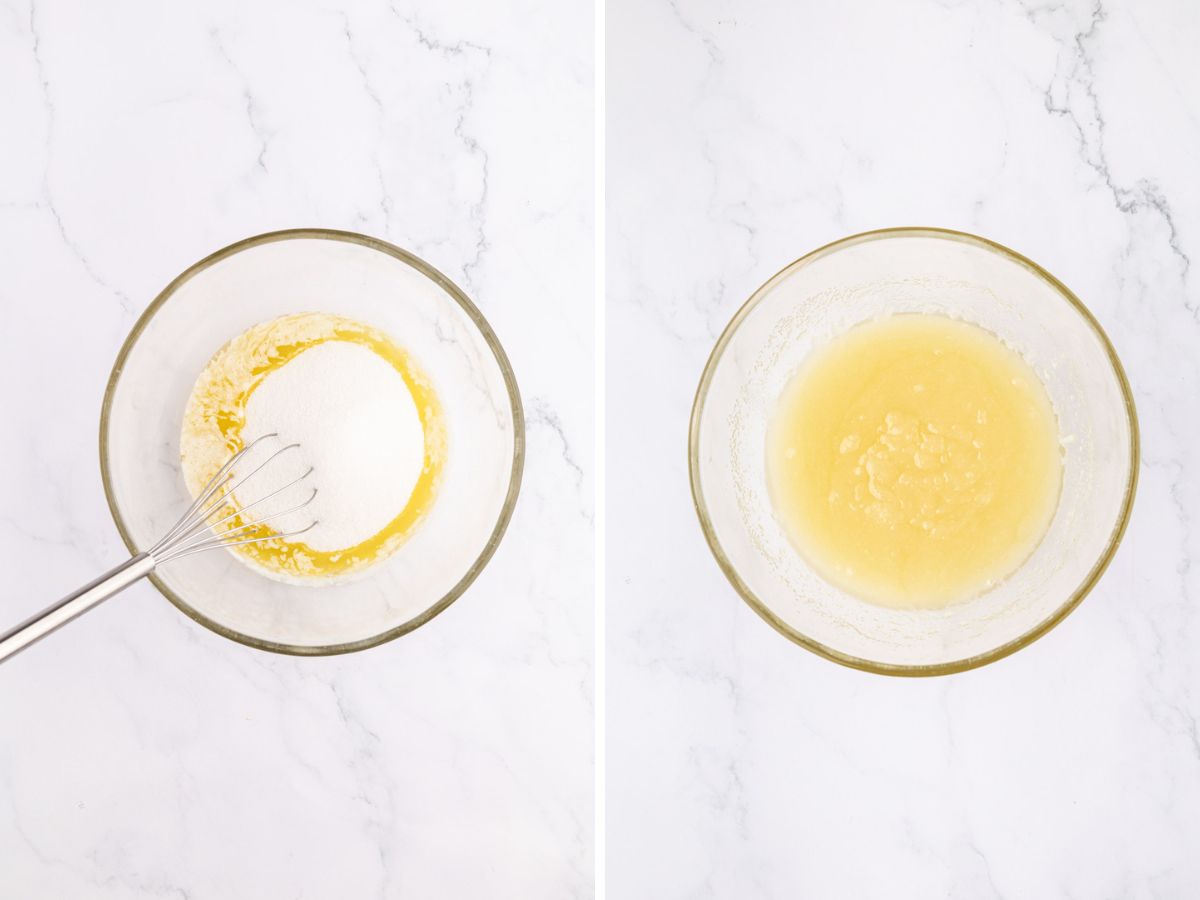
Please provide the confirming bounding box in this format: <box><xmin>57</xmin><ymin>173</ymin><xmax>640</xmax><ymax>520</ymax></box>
<box><xmin>0</xmin><ymin>1</ymin><xmax>592</xmax><ymax>897</ymax></box>
<box><xmin>609</xmin><ymin>0</ymin><xmax>1200</xmax><ymax>897</ymax></box>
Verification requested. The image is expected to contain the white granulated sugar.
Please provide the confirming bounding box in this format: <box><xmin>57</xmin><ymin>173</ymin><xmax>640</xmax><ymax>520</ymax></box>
<box><xmin>236</xmin><ymin>341</ymin><xmax>425</xmax><ymax>553</ymax></box>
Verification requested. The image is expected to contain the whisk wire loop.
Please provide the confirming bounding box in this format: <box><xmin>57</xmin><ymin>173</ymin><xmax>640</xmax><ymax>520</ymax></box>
<box><xmin>1</xmin><ymin>435</ymin><xmax>320</xmax><ymax>664</ymax></box>
<box><xmin>149</xmin><ymin>435</ymin><xmax>318</xmax><ymax>561</ymax></box>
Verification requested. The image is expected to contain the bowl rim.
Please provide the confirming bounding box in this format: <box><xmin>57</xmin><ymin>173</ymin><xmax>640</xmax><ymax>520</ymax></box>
<box><xmin>99</xmin><ymin>227</ymin><xmax>525</xmax><ymax>656</ymax></box>
<box><xmin>688</xmin><ymin>226</ymin><xmax>1139</xmax><ymax>677</ymax></box>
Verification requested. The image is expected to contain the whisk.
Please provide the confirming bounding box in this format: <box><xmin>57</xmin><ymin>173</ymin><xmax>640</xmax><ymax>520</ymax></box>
<box><xmin>0</xmin><ymin>434</ymin><xmax>317</xmax><ymax>663</ymax></box>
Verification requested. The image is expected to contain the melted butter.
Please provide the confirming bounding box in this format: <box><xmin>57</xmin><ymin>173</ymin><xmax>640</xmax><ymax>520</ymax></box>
<box><xmin>766</xmin><ymin>313</ymin><xmax>1062</xmax><ymax>609</ymax></box>
<box><xmin>181</xmin><ymin>312</ymin><xmax>445</xmax><ymax>581</ymax></box>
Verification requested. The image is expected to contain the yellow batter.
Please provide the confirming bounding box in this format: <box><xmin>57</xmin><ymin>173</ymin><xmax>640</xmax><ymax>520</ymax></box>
<box><xmin>181</xmin><ymin>312</ymin><xmax>446</xmax><ymax>582</ymax></box>
<box><xmin>766</xmin><ymin>314</ymin><xmax>1062</xmax><ymax>609</ymax></box>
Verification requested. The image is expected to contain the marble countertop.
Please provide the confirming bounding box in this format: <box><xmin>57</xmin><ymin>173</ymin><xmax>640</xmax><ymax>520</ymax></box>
<box><xmin>5</xmin><ymin>0</ymin><xmax>1198</xmax><ymax>895</ymax></box>
<box><xmin>608</xmin><ymin>0</ymin><xmax>1200</xmax><ymax>897</ymax></box>
<box><xmin>0</xmin><ymin>1</ymin><xmax>592</xmax><ymax>897</ymax></box>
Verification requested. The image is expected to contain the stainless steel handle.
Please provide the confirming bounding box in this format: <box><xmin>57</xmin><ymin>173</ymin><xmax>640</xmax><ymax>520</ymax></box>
<box><xmin>0</xmin><ymin>553</ymin><xmax>155</xmax><ymax>664</ymax></box>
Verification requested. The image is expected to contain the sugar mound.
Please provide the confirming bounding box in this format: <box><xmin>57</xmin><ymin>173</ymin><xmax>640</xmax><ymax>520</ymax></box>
<box><xmin>236</xmin><ymin>340</ymin><xmax>426</xmax><ymax>553</ymax></box>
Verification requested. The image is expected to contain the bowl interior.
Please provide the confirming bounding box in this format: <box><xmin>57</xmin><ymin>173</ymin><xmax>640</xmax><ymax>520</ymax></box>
<box><xmin>691</xmin><ymin>229</ymin><xmax>1136</xmax><ymax>673</ymax></box>
<box><xmin>102</xmin><ymin>230</ymin><xmax>522</xmax><ymax>654</ymax></box>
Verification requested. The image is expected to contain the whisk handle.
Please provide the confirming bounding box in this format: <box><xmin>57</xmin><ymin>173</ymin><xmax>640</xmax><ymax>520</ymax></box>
<box><xmin>0</xmin><ymin>553</ymin><xmax>155</xmax><ymax>664</ymax></box>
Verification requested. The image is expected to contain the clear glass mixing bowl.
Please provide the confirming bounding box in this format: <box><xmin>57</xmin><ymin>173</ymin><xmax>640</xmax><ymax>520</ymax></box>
<box><xmin>101</xmin><ymin>229</ymin><xmax>523</xmax><ymax>655</ymax></box>
<box><xmin>689</xmin><ymin>228</ymin><xmax>1138</xmax><ymax>675</ymax></box>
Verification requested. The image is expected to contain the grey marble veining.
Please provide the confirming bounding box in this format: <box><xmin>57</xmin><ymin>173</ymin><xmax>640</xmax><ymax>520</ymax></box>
<box><xmin>0</xmin><ymin>1</ymin><xmax>593</xmax><ymax>897</ymax></box>
<box><xmin>609</xmin><ymin>0</ymin><xmax>1199</xmax><ymax>896</ymax></box>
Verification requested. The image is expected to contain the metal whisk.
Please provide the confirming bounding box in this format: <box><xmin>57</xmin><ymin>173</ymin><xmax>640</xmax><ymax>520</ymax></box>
<box><xmin>0</xmin><ymin>434</ymin><xmax>317</xmax><ymax>663</ymax></box>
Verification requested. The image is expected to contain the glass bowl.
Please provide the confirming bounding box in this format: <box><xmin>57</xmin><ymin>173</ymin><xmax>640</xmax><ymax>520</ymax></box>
<box><xmin>101</xmin><ymin>229</ymin><xmax>523</xmax><ymax>655</ymax></box>
<box><xmin>689</xmin><ymin>227</ymin><xmax>1138</xmax><ymax>675</ymax></box>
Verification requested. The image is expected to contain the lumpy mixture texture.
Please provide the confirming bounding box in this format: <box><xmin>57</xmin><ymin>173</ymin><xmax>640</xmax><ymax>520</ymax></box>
<box><xmin>181</xmin><ymin>312</ymin><xmax>445</xmax><ymax>584</ymax></box>
<box><xmin>766</xmin><ymin>314</ymin><xmax>1062</xmax><ymax>609</ymax></box>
